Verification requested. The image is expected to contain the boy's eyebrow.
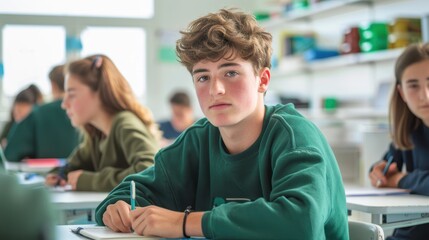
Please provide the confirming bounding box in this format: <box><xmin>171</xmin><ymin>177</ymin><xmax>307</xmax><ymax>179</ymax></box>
<box><xmin>192</xmin><ymin>68</ymin><xmax>208</xmax><ymax>76</ymax></box>
<box><xmin>192</xmin><ymin>62</ymin><xmax>241</xmax><ymax>75</ymax></box>
<box><xmin>218</xmin><ymin>62</ymin><xmax>241</xmax><ymax>68</ymax></box>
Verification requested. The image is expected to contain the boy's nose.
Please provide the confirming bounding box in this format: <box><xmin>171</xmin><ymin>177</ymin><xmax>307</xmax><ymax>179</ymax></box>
<box><xmin>209</xmin><ymin>78</ymin><xmax>225</xmax><ymax>96</ymax></box>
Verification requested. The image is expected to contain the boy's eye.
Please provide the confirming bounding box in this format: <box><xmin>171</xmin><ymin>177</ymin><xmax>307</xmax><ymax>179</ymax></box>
<box><xmin>195</xmin><ymin>75</ymin><xmax>209</xmax><ymax>83</ymax></box>
<box><xmin>225</xmin><ymin>71</ymin><xmax>238</xmax><ymax>77</ymax></box>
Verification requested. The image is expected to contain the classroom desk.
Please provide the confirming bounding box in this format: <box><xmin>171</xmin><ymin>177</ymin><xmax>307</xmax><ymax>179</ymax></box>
<box><xmin>51</xmin><ymin>191</ymin><xmax>108</xmax><ymax>224</ymax></box>
<box><xmin>5</xmin><ymin>158</ymin><xmax>65</xmax><ymax>173</ymax></box>
<box><xmin>347</xmin><ymin>194</ymin><xmax>429</xmax><ymax>230</ymax></box>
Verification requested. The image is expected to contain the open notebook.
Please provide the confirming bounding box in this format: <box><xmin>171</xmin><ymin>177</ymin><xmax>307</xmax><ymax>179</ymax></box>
<box><xmin>345</xmin><ymin>186</ymin><xmax>410</xmax><ymax>197</ymax></box>
<box><xmin>71</xmin><ymin>226</ymin><xmax>159</xmax><ymax>240</ymax></box>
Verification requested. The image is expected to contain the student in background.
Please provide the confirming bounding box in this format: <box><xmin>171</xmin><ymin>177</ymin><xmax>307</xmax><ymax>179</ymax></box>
<box><xmin>96</xmin><ymin>9</ymin><xmax>348</xmax><ymax>239</ymax></box>
<box><xmin>0</xmin><ymin>84</ymin><xmax>43</xmax><ymax>147</ymax></box>
<box><xmin>159</xmin><ymin>91</ymin><xmax>195</xmax><ymax>146</ymax></box>
<box><xmin>27</xmin><ymin>83</ymin><xmax>44</xmax><ymax>104</ymax></box>
<box><xmin>45</xmin><ymin>55</ymin><xmax>160</xmax><ymax>192</ymax></box>
<box><xmin>4</xmin><ymin>65</ymin><xmax>79</xmax><ymax>162</ymax></box>
<box><xmin>369</xmin><ymin>43</ymin><xmax>429</xmax><ymax>240</ymax></box>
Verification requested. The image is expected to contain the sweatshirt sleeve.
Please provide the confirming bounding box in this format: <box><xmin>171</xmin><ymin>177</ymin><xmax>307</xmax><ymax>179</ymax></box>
<box><xmin>95</xmin><ymin>160</ymin><xmax>177</xmax><ymax>225</ymax></box>
<box><xmin>76</xmin><ymin>120</ymin><xmax>157</xmax><ymax>191</ymax></box>
<box><xmin>4</xmin><ymin>113</ymin><xmax>36</xmax><ymax>162</ymax></box>
<box><xmin>66</xmin><ymin>138</ymin><xmax>95</xmax><ymax>174</ymax></box>
<box><xmin>398</xmin><ymin>168</ymin><xmax>429</xmax><ymax>195</ymax></box>
<box><xmin>202</xmin><ymin>147</ymin><xmax>341</xmax><ymax>239</ymax></box>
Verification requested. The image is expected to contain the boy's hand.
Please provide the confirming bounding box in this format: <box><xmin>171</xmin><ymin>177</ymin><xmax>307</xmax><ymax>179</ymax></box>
<box><xmin>103</xmin><ymin>200</ymin><xmax>133</xmax><ymax>233</ymax></box>
<box><xmin>130</xmin><ymin>205</ymin><xmax>183</xmax><ymax>237</ymax></box>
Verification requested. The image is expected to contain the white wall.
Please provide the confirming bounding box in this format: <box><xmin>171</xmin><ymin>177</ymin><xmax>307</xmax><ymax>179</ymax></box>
<box><xmin>0</xmin><ymin>0</ymin><xmax>427</xmax><ymax>122</ymax></box>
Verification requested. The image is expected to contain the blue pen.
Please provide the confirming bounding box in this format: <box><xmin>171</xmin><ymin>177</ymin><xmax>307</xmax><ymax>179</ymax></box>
<box><xmin>56</xmin><ymin>165</ymin><xmax>67</xmax><ymax>186</ymax></box>
<box><xmin>130</xmin><ymin>180</ymin><xmax>136</xmax><ymax>210</ymax></box>
<box><xmin>382</xmin><ymin>153</ymin><xmax>394</xmax><ymax>176</ymax></box>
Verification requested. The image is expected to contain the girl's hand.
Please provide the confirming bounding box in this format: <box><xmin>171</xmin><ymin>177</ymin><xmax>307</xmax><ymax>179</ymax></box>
<box><xmin>45</xmin><ymin>173</ymin><xmax>66</xmax><ymax>186</ymax></box>
<box><xmin>369</xmin><ymin>162</ymin><xmax>405</xmax><ymax>188</ymax></box>
<box><xmin>67</xmin><ymin>170</ymin><xmax>83</xmax><ymax>190</ymax></box>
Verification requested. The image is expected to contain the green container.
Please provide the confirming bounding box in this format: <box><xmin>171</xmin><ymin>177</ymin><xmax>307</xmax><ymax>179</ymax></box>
<box><xmin>254</xmin><ymin>11</ymin><xmax>270</xmax><ymax>21</ymax></box>
<box><xmin>323</xmin><ymin>97</ymin><xmax>338</xmax><ymax>111</ymax></box>
<box><xmin>359</xmin><ymin>22</ymin><xmax>389</xmax><ymax>52</ymax></box>
<box><xmin>293</xmin><ymin>0</ymin><xmax>309</xmax><ymax>10</ymax></box>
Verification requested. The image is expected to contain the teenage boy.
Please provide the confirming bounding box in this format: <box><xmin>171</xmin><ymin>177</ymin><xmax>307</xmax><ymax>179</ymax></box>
<box><xmin>96</xmin><ymin>9</ymin><xmax>348</xmax><ymax>239</ymax></box>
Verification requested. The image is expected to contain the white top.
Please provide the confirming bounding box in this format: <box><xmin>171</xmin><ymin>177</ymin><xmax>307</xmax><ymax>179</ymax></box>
<box><xmin>51</xmin><ymin>191</ymin><xmax>108</xmax><ymax>210</ymax></box>
<box><xmin>347</xmin><ymin>195</ymin><xmax>429</xmax><ymax>214</ymax></box>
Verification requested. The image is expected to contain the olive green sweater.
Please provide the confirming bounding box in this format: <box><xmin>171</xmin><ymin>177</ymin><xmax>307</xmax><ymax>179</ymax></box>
<box><xmin>96</xmin><ymin>104</ymin><xmax>348</xmax><ymax>239</ymax></box>
<box><xmin>67</xmin><ymin>111</ymin><xmax>159</xmax><ymax>192</ymax></box>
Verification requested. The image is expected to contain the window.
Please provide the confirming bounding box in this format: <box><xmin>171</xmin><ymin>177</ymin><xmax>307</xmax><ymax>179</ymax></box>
<box><xmin>81</xmin><ymin>27</ymin><xmax>146</xmax><ymax>97</ymax></box>
<box><xmin>0</xmin><ymin>0</ymin><xmax>153</xmax><ymax>19</ymax></box>
<box><xmin>2</xmin><ymin>25</ymin><xmax>66</xmax><ymax>96</ymax></box>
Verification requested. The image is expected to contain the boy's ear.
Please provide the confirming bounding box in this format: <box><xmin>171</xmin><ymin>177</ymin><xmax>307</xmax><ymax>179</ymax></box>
<box><xmin>258</xmin><ymin>67</ymin><xmax>270</xmax><ymax>93</ymax></box>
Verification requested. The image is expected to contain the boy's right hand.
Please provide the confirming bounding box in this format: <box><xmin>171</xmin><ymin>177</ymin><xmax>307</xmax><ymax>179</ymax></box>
<box><xmin>103</xmin><ymin>200</ymin><xmax>133</xmax><ymax>233</ymax></box>
<box><xmin>45</xmin><ymin>173</ymin><xmax>66</xmax><ymax>187</ymax></box>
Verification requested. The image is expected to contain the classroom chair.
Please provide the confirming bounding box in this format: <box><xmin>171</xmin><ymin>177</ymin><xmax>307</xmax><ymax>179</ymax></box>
<box><xmin>348</xmin><ymin>220</ymin><xmax>384</xmax><ymax>240</ymax></box>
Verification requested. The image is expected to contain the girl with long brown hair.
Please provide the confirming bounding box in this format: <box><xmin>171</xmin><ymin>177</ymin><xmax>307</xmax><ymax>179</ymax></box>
<box><xmin>45</xmin><ymin>54</ymin><xmax>160</xmax><ymax>191</ymax></box>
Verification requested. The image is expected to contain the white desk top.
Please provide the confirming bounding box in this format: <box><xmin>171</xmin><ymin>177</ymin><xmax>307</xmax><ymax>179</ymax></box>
<box><xmin>347</xmin><ymin>194</ymin><xmax>429</xmax><ymax>214</ymax></box>
<box><xmin>51</xmin><ymin>191</ymin><xmax>108</xmax><ymax>210</ymax></box>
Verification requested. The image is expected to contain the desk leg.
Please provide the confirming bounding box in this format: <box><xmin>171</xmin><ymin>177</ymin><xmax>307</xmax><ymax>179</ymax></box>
<box><xmin>371</xmin><ymin>214</ymin><xmax>383</xmax><ymax>225</ymax></box>
<box><xmin>55</xmin><ymin>210</ymin><xmax>67</xmax><ymax>225</ymax></box>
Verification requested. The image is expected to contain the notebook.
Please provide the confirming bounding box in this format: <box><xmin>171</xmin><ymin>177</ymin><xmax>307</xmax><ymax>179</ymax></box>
<box><xmin>71</xmin><ymin>226</ymin><xmax>158</xmax><ymax>240</ymax></box>
<box><xmin>345</xmin><ymin>186</ymin><xmax>410</xmax><ymax>197</ymax></box>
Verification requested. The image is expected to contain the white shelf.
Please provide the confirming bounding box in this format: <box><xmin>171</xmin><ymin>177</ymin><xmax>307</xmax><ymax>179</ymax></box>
<box><xmin>271</xmin><ymin>48</ymin><xmax>404</xmax><ymax>77</ymax></box>
<box><xmin>309</xmin><ymin>47</ymin><xmax>404</xmax><ymax>70</ymax></box>
<box><xmin>260</xmin><ymin>0</ymin><xmax>373</xmax><ymax>29</ymax></box>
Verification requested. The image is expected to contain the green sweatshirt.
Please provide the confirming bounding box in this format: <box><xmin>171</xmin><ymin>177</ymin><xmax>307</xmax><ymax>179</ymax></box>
<box><xmin>67</xmin><ymin>111</ymin><xmax>159</xmax><ymax>192</ymax></box>
<box><xmin>0</xmin><ymin>172</ymin><xmax>55</xmax><ymax>240</ymax></box>
<box><xmin>95</xmin><ymin>104</ymin><xmax>348</xmax><ymax>239</ymax></box>
<box><xmin>4</xmin><ymin>100</ymin><xmax>79</xmax><ymax>162</ymax></box>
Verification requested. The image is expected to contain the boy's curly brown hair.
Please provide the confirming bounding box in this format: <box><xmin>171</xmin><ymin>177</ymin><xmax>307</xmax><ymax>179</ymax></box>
<box><xmin>176</xmin><ymin>8</ymin><xmax>272</xmax><ymax>74</ymax></box>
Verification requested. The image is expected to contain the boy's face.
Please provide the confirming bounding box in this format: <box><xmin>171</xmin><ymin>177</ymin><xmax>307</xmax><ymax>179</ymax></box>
<box><xmin>191</xmin><ymin>56</ymin><xmax>269</xmax><ymax>128</ymax></box>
